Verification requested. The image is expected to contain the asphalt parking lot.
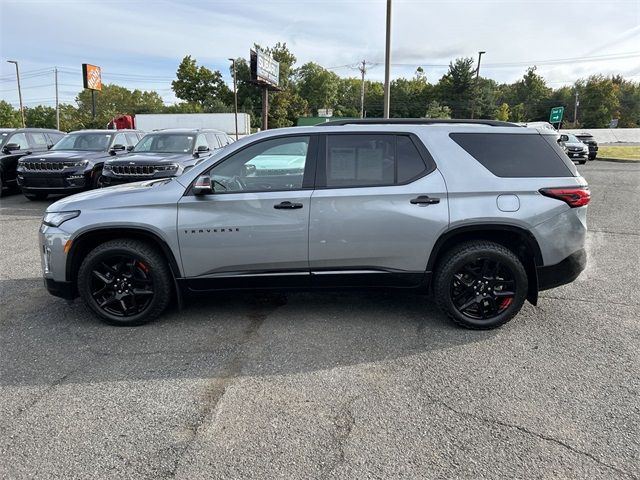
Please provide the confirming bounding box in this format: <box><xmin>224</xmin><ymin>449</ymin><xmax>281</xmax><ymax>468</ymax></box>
<box><xmin>1</xmin><ymin>161</ymin><xmax>638</xmax><ymax>479</ymax></box>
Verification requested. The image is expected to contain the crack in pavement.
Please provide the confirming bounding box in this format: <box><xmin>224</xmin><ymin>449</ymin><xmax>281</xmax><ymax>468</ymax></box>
<box><xmin>423</xmin><ymin>393</ymin><xmax>638</xmax><ymax>479</ymax></box>
<box><xmin>164</xmin><ymin>296</ymin><xmax>286</xmax><ymax>479</ymax></box>
<box><xmin>324</xmin><ymin>396</ymin><xmax>359</xmax><ymax>476</ymax></box>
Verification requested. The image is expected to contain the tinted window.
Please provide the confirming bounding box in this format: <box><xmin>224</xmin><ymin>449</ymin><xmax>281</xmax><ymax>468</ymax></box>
<box><xmin>125</xmin><ymin>133</ymin><xmax>140</xmax><ymax>147</ymax></box>
<box><xmin>209</xmin><ymin>136</ymin><xmax>309</xmax><ymax>193</ymax></box>
<box><xmin>449</xmin><ymin>133</ymin><xmax>574</xmax><ymax>178</ymax></box>
<box><xmin>134</xmin><ymin>134</ymin><xmax>194</xmax><ymax>153</ymax></box>
<box><xmin>325</xmin><ymin>135</ymin><xmax>395</xmax><ymax>187</ymax></box>
<box><xmin>28</xmin><ymin>132</ymin><xmax>49</xmax><ymax>148</ymax></box>
<box><xmin>53</xmin><ymin>133</ymin><xmax>112</xmax><ymax>151</ymax></box>
<box><xmin>7</xmin><ymin>133</ymin><xmax>28</xmax><ymax>149</ymax></box>
<box><xmin>397</xmin><ymin>136</ymin><xmax>427</xmax><ymax>183</ymax></box>
<box><xmin>46</xmin><ymin>132</ymin><xmax>65</xmax><ymax>145</ymax></box>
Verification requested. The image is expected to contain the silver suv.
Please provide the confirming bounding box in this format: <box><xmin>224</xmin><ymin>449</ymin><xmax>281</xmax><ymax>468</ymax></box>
<box><xmin>39</xmin><ymin>119</ymin><xmax>589</xmax><ymax>329</ymax></box>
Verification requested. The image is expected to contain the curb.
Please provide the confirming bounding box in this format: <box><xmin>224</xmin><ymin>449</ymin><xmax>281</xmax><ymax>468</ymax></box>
<box><xmin>596</xmin><ymin>157</ymin><xmax>640</xmax><ymax>164</ymax></box>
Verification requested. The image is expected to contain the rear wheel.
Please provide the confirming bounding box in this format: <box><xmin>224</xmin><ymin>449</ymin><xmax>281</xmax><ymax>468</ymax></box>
<box><xmin>434</xmin><ymin>241</ymin><xmax>528</xmax><ymax>329</ymax></box>
<box><xmin>92</xmin><ymin>169</ymin><xmax>105</xmax><ymax>188</ymax></box>
<box><xmin>77</xmin><ymin>239</ymin><xmax>172</xmax><ymax>326</ymax></box>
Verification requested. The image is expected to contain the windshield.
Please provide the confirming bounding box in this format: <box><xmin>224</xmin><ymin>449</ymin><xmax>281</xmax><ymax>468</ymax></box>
<box><xmin>0</xmin><ymin>131</ymin><xmax>12</xmax><ymax>148</ymax></box>
<box><xmin>133</xmin><ymin>134</ymin><xmax>195</xmax><ymax>153</ymax></box>
<box><xmin>53</xmin><ymin>132</ymin><xmax>113</xmax><ymax>151</ymax></box>
<box><xmin>565</xmin><ymin>134</ymin><xmax>581</xmax><ymax>143</ymax></box>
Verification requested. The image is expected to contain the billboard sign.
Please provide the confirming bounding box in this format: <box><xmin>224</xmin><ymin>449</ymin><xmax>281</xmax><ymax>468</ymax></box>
<box><xmin>250</xmin><ymin>50</ymin><xmax>280</xmax><ymax>88</ymax></box>
<box><xmin>82</xmin><ymin>63</ymin><xmax>102</xmax><ymax>91</ymax></box>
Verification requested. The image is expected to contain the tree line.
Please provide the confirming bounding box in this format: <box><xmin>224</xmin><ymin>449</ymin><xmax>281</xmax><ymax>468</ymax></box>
<box><xmin>1</xmin><ymin>42</ymin><xmax>638</xmax><ymax>131</ymax></box>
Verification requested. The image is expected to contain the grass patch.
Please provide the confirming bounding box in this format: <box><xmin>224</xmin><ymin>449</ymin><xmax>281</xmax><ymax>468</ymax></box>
<box><xmin>598</xmin><ymin>145</ymin><xmax>640</xmax><ymax>160</ymax></box>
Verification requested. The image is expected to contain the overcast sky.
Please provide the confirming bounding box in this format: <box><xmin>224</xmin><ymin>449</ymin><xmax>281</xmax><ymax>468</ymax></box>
<box><xmin>1</xmin><ymin>0</ymin><xmax>638</xmax><ymax>108</ymax></box>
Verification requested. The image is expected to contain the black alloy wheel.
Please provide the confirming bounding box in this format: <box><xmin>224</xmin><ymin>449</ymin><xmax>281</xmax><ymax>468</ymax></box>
<box><xmin>77</xmin><ymin>239</ymin><xmax>172</xmax><ymax>325</ymax></box>
<box><xmin>450</xmin><ymin>257</ymin><xmax>516</xmax><ymax>320</ymax></box>
<box><xmin>90</xmin><ymin>254</ymin><xmax>155</xmax><ymax>317</ymax></box>
<box><xmin>434</xmin><ymin>241</ymin><xmax>528</xmax><ymax>329</ymax></box>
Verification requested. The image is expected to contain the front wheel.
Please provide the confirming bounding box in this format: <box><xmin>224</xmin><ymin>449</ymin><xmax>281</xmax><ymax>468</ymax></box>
<box><xmin>578</xmin><ymin>160</ymin><xmax>587</xmax><ymax>165</ymax></box>
<box><xmin>434</xmin><ymin>241</ymin><xmax>528</xmax><ymax>329</ymax></box>
<box><xmin>77</xmin><ymin>239</ymin><xmax>172</xmax><ymax>326</ymax></box>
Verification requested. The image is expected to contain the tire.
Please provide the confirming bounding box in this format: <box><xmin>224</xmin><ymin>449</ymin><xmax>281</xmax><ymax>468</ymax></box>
<box><xmin>579</xmin><ymin>160</ymin><xmax>587</xmax><ymax>165</ymax></box>
<box><xmin>92</xmin><ymin>170</ymin><xmax>104</xmax><ymax>189</ymax></box>
<box><xmin>433</xmin><ymin>241</ymin><xmax>528</xmax><ymax>330</ymax></box>
<box><xmin>77</xmin><ymin>239</ymin><xmax>173</xmax><ymax>326</ymax></box>
<box><xmin>24</xmin><ymin>192</ymin><xmax>48</xmax><ymax>201</ymax></box>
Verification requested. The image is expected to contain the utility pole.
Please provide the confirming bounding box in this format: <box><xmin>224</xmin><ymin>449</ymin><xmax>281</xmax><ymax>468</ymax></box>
<box><xmin>383</xmin><ymin>0</ymin><xmax>392</xmax><ymax>118</ymax></box>
<box><xmin>359</xmin><ymin>60</ymin><xmax>367</xmax><ymax>118</ymax></box>
<box><xmin>262</xmin><ymin>88</ymin><xmax>269</xmax><ymax>130</ymax></box>
<box><xmin>469</xmin><ymin>50</ymin><xmax>485</xmax><ymax>119</ymax></box>
<box><xmin>55</xmin><ymin>67</ymin><xmax>60</xmax><ymax>130</ymax></box>
<box><xmin>228</xmin><ymin>58</ymin><xmax>239</xmax><ymax>140</ymax></box>
<box><xmin>574</xmin><ymin>91</ymin><xmax>579</xmax><ymax>124</ymax></box>
<box><xmin>7</xmin><ymin>60</ymin><xmax>25</xmax><ymax>127</ymax></box>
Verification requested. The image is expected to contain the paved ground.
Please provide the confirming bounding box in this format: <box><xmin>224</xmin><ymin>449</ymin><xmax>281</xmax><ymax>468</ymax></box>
<box><xmin>1</xmin><ymin>161</ymin><xmax>638</xmax><ymax>479</ymax></box>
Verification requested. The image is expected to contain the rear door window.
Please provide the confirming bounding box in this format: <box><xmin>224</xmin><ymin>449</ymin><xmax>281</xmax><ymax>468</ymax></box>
<box><xmin>449</xmin><ymin>132</ymin><xmax>575</xmax><ymax>177</ymax></box>
<box><xmin>28</xmin><ymin>132</ymin><xmax>49</xmax><ymax>149</ymax></box>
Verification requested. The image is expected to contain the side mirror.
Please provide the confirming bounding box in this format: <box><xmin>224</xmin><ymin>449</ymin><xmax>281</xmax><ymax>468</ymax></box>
<box><xmin>243</xmin><ymin>164</ymin><xmax>257</xmax><ymax>176</ymax></box>
<box><xmin>111</xmin><ymin>144</ymin><xmax>126</xmax><ymax>153</ymax></box>
<box><xmin>193</xmin><ymin>175</ymin><xmax>213</xmax><ymax>195</ymax></box>
<box><xmin>4</xmin><ymin>143</ymin><xmax>20</xmax><ymax>152</ymax></box>
<box><xmin>559</xmin><ymin>135</ymin><xmax>569</xmax><ymax>142</ymax></box>
<box><xmin>195</xmin><ymin>145</ymin><xmax>210</xmax><ymax>156</ymax></box>
<box><xmin>47</xmin><ymin>144</ymin><xmax>54</xmax><ymax>150</ymax></box>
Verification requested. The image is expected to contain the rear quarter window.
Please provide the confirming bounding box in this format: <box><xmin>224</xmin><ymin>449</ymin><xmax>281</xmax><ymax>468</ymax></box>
<box><xmin>449</xmin><ymin>132</ymin><xmax>576</xmax><ymax>178</ymax></box>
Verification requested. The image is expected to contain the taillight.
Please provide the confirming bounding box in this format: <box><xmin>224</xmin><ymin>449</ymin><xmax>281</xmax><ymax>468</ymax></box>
<box><xmin>539</xmin><ymin>187</ymin><xmax>591</xmax><ymax>207</ymax></box>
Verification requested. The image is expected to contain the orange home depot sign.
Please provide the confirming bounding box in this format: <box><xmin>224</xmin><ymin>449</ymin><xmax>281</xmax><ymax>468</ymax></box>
<box><xmin>82</xmin><ymin>63</ymin><xmax>102</xmax><ymax>91</ymax></box>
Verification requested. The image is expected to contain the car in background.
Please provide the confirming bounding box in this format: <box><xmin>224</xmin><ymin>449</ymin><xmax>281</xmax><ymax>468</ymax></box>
<box><xmin>574</xmin><ymin>132</ymin><xmax>598</xmax><ymax>160</ymax></box>
<box><xmin>559</xmin><ymin>133</ymin><xmax>589</xmax><ymax>164</ymax></box>
<box><xmin>0</xmin><ymin>128</ymin><xmax>65</xmax><ymax>195</ymax></box>
<box><xmin>16</xmin><ymin>129</ymin><xmax>144</xmax><ymax>200</ymax></box>
<box><xmin>101</xmin><ymin>128</ymin><xmax>233</xmax><ymax>186</ymax></box>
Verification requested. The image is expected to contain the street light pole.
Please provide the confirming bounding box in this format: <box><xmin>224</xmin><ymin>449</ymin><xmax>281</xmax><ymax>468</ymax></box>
<box><xmin>383</xmin><ymin>0</ymin><xmax>392</xmax><ymax>118</ymax></box>
<box><xmin>469</xmin><ymin>50</ymin><xmax>485</xmax><ymax>119</ymax></box>
<box><xmin>7</xmin><ymin>60</ymin><xmax>25</xmax><ymax>127</ymax></box>
<box><xmin>55</xmin><ymin>67</ymin><xmax>60</xmax><ymax>130</ymax></box>
<box><xmin>228</xmin><ymin>58</ymin><xmax>239</xmax><ymax>140</ymax></box>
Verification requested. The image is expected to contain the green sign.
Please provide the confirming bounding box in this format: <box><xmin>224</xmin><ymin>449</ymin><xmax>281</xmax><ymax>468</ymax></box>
<box><xmin>550</xmin><ymin>106</ymin><xmax>564</xmax><ymax>123</ymax></box>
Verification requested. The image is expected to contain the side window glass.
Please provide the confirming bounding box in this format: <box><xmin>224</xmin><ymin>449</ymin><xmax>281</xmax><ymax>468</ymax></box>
<box><xmin>205</xmin><ymin>133</ymin><xmax>219</xmax><ymax>149</ymax></box>
<box><xmin>210</xmin><ymin>136</ymin><xmax>310</xmax><ymax>193</ymax></box>
<box><xmin>28</xmin><ymin>132</ymin><xmax>49</xmax><ymax>148</ymax></box>
<box><xmin>46</xmin><ymin>133</ymin><xmax>64</xmax><ymax>145</ymax></box>
<box><xmin>325</xmin><ymin>134</ymin><xmax>394</xmax><ymax>187</ymax></box>
<box><xmin>112</xmin><ymin>133</ymin><xmax>127</xmax><ymax>148</ymax></box>
<box><xmin>8</xmin><ymin>133</ymin><xmax>28</xmax><ymax>149</ymax></box>
<box><xmin>216</xmin><ymin>134</ymin><xmax>228</xmax><ymax>146</ymax></box>
<box><xmin>125</xmin><ymin>133</ymin><xmax>139</xmax><ymax>147</ymax></box>
<box><xmin>195</xmin><ymin>134</ymin><xmax>209</xmax><ymax>151</ymax></box>
<box><xmin>397</xmin><ymin>136</ymin><xmax>426</xmax><ymax>183</ymax></box>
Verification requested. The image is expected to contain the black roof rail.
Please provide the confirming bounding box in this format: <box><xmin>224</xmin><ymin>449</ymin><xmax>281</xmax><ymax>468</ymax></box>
<box><xmin>315</xmin><ymin>118</ymin><xmax>520</xmax><ymax>127</ymax></box>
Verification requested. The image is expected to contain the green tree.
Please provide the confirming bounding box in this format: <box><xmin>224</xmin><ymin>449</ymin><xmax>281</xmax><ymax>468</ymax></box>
<box><xmin>496</xmin><ymin>103</ymin><xmax>510</xmax><ymax>121</ymax></box>
<box><xmin>425</xmin><ymin>101</ymin><xmax>451</xmax><ymax>119</ymax></box>
<box><xmin>510</xmin><ymin>103</ymin><xmax>526</xmax><ymax>122</ymax></box>
<box><xmin>24</xmin><ymin>105</ymin><xmax>57</xmax><ymax>128</ymax></box>
<box><xmin>436</xmin><ymin>57</ymin><xmax>475</xmax><ymax>118</ymax></box>
<box><xmin>172</xmin><ymin>55</ymin><xmax>231</xmax><ymax>111</ymax></box>
<box><xmin>509</xmin><ymin>66</ymin><xmax>552</xmax><ymax>121</ymax></box>
<box><xmin>613</xmin><ymin>76</ymin><xmax>640</xmax><ymax>127</ymax></box>
<box><xmin>390</xmin><ymin>70</ymin><xmax>432</xmax><ymax>118</ymax></box>
<box><xmin>0</xmin><ymin>100</ymin><xmax>22</xmax><ymax>127</ymax></box>
<box><xmin>295</xmin><ymin>62</ymin><xmax>340</xmax><ymax>115</ymax></box>
<box><xmin>578</xmin><ymin>75</ymin><xmax>619</xmax><ymax>128</ymax></box>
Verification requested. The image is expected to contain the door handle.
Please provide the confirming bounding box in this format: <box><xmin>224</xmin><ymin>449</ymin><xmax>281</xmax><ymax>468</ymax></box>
<box><xmin>274</xmin><ymin>201</ymin><xmax>303</xmax><ymax>210</ymax></box>
<box><xmin>410</xmin><ymin>195</ymin><xmax>440</xmax><ymax>205</ymax></box>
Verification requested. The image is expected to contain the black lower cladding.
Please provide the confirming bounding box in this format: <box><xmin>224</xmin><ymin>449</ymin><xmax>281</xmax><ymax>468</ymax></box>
<box><xmin>18</xmin><ymin>167</ymin><xmax>92</xmax><ymax>192</ymax></box>
<box><xmin>536</xmin><ymin>248</ymin><xmax>586</xmax><ymax>291</ymax></box>
<box><xmin>45</xmin><ymin>278</ymin><xmax>77</xmax><ymax>300</ymax></box>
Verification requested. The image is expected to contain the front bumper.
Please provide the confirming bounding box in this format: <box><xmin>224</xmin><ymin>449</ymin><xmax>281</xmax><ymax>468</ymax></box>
<box><xmin>17</xmin><ymin>166</ymin><xmax>93</xmax><ymax>193</ymax></box>
<box><xmin>566</xmin><ymin>151</ymin><xmax>588</xmax><ymax>161</ymax></box>
<box><xmin>45</xmin><ymin>278</ymin><xmax>76</xmax><ymax>300</ymax></box>
<box><xmin>537</xmin><ymin>248</ymin><xmax>587</xmax><ymax>291</ymax></box>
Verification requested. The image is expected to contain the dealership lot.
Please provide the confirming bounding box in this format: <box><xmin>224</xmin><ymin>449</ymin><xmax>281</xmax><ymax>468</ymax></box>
<box><xmin>1</xmin><ymin>161</ymin><xmax>638</xmax><ymax>479</ymax></box>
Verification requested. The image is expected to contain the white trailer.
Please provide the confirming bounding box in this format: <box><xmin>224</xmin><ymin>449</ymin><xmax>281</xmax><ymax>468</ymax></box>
<box><xmin>135</xmin><ymin>113</ymin><xmax>251</xmax><ymax>136</ymax></box>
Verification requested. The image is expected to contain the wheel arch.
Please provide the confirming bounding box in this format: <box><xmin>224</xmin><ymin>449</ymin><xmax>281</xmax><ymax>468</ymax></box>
<box><xmin>427</xmin><ymin>224</ymin><xmax>543</xmax><ymax>305</ymax></box>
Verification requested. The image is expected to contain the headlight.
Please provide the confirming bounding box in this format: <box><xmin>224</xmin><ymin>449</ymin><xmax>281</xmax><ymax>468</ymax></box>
<box><xmin>74</xmin><ymin>159</ymin><xmax>89</xmax><ymax>167</ymax></box>
<box><xmin>103</xmin><ymin>164</ymin><xmax>113</xmax><ymax>171</ymax></box>
<box><xmin>43</xmin><ymin>211</ymin><xmax>80</xmax><ymax>227</ymax></box>
<box><xmin>157</xmin><ymin>163</ymin><xmax>179</xmax><ymax>172</ymax></box>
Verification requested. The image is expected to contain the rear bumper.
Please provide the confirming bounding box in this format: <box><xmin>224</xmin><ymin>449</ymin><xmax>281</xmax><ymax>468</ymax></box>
<box><xmin>537</xmin><ymin>248</ymin><xmax>586</xmax><ymax>291</ymax></box>
<box><xmin>44</xmin><ymin>278</ymin><xmax>77</xmax><ymax>300</ymax></box>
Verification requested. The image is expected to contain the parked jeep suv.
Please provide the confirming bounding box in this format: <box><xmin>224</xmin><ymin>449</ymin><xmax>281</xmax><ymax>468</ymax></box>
<box><xmin>0</xmin><ymin>128</ymin><xmax>65</xmax><ymax>195</ymax></box>
<box><xmin>17</xmin><ymin>129</ymin><xmax>143</xmax><ymax>200</ymax></box>
<box><xmin>559</xmin><ymin>133</ymin><xmax>589</xmax><ymax>164</ymax></box>
<box><xmin>40</xmin><ymin>119</ymin><xmax>588</xmax><ymax>329</ymax></box>
<box><xmin>574</xmin><ymin>132</ymin><xmax>598</xmax><ymax>160</ymax></box>
<box><xmin>101</xmin><ymin>128</ymin><xmax>233</xmax><ymax>186</ymax></box>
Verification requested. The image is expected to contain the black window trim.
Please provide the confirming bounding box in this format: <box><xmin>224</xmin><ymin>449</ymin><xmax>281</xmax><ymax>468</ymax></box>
<box><xmin>184</xmin><ymin>133</ymin><xmax>319</xmax><ymax>196</ymax></box>
<box><xmin>314</xmin><ymin>132</ymin><xmax>436</xmax><ymax>190</ymax></box>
